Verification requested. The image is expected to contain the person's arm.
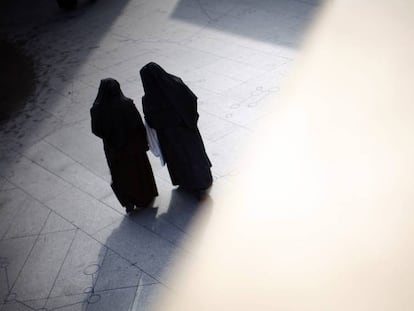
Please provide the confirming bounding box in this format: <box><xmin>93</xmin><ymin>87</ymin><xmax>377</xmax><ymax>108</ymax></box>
<box><xmin>90</xmin><ymin>106</ymin><xmax>104</xmax><ymax>138</ymax></box>
<box><xmin>126</xmin><ymin>101</ymin><xmax>149</xmax><ymax>152</ymax></box>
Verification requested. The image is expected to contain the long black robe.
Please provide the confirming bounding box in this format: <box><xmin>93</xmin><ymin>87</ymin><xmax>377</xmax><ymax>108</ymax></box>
<box><xmin>140</xmin><ymin>62</ymin><xmax>212</xmax><ymax>190</ymax></box>
<box><xmin>90</xmin><ymin>78</ymin><xmax>158</xmax><ymax>207</ymax></box>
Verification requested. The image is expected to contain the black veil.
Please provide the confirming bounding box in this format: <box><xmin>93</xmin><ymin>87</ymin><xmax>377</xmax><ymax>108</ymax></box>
<box><xmin>90</xmin><ymin>78</ymin><xmax>131</xmax><ymax>149</ymax></box>
<box><xmin>140</xmin><ymin>62</ymin><xmax>198</xmax><ymax>128</ymax></box>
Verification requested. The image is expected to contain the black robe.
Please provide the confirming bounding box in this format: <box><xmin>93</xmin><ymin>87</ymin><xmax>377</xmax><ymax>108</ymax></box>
<box><xmin>140</xmin><ymin>62</ymin><xmax>212</xmax><ymax>190</ymax></box>
<box><xmin>91</xmin><ymin>78</ymin><xmax>158</xmax><ymax>207</ymax></box>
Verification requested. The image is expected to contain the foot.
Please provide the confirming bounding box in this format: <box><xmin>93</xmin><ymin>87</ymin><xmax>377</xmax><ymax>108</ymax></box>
<box><xmin>125</xmin><ymin>204</ymin><xmax>134</xmax><ymax>214</ymax></box>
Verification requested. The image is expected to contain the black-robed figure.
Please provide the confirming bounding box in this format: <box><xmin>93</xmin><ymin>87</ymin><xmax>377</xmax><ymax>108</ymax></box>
<box><xmin>90</xmin><ymin>78</ymin><xmax>158</xmax><ymax>213</ymax></box>
<box><xmin>140</xmin><ymin>62</ymin><xmax>213</xmax><ymax>191</ymax></box>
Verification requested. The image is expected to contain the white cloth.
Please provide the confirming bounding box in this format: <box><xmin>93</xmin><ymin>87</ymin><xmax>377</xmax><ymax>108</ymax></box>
<box><xmin>144</xmin><ymin>122</ymin><xmax>165</xmax><ymax>166</ymax></box>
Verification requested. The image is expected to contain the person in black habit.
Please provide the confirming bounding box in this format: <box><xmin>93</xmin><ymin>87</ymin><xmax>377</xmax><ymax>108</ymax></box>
<box><xmin>139</xmin><ymin>62</ymin><xmax>213</xmax><ymax>194</ymax></box>
<box><xmin>90</xmin><ymin>78</ymin><xmax>158</xmax><ymax>214</ymax></box>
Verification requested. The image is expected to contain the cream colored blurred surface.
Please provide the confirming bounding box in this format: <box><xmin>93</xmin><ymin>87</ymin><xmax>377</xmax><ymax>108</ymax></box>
<box><xmin>155</xmin><ymin>1</ymin><xmax>414</xmax><ymax>310</ymax></box>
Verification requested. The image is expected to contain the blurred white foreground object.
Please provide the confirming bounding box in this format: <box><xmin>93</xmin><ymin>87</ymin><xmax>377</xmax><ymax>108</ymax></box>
<box><xmin>153</xmin><ymin>1</ymin><xmax>414</xmax><ymax>310</ymax></box>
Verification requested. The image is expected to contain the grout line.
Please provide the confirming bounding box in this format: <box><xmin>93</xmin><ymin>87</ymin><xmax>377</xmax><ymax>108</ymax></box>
<box><xmin>16</xmin><ymin>145</ymin><xmax>192</xmax><ymax>249</ymax></box>
<box><xmin>4</xmin><ymin>265</ymin><xmax>10</xmax><ymax>292</ymax></box>
<box><xmin>43</xmin><ymin>140</ymin><xmax>110</xmax><ymax>187</ymax></box>
<box><xmin>89</xmin><ymin>246</ymin><xmax>108</xmax><ymax>293</ymax></box>
<box><xmin>0</xmin><ymin>195</ymin><xmax>29</xmax><ymax>241</ymax></box>
<box><xmin>44</xmin><ymin>228</ymin><xmax>79</xmax><ymax>306</ymax></box>
<box><xmin>198</xmin><ymin>107</ymin><xmax>253</xmax><ymax>133</ymax></box>
<box><xmin>8</xmin><ymin>209</ymin><xmax>52</xmax><ymax>294</ymax></box>
<box><xmin>15</xmin><ymin>299</ymin><xmax>37</xmax><ymax>310</ymax></box>
<box><xmin>0</xmin><ymin>228</ymin><xmax>76</xmax><ymax>242</ymax></box>
<box><xmin>94</xmin><ymin>283</ymin><xmax>159</xmax><ymax>294</ymax></box>
<box><xmin>2</xmin><ymin>177</ymin><xmax>168</xmax><ymax>289</ymax></box>
<box><xmin>49</xmin><ymin>300</ymin><xmax>85</xmax><ymax>311</ymax></box>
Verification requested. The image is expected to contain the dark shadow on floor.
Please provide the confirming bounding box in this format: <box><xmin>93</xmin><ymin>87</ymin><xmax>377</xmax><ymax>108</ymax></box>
<box><xmin>130</xmin><ymin>188</ymin><xmax>213</xmax><ymax>246</ymax></box>
<box><xmin>0</xmin><ymin>0</ymin><xmax>133</xmax><ymax>153</ymax></box>
<box><xmin>0</xmin><ymin>38</ymin><xmax>35</xmax><ymax>123</ymax></box>
<box><xmin>74</xmin><ymin>188</ymin><xmax>214</xmax><ymax>310</ymax></box>
<box><xmin>171</xmin><ymin>0</ymin><xmax>323</xmax><ymax>48</ymax></box>
<box><xmin>0</xmin><ymin>189</ymin><xmax>213</xmax><ymax>310</ymax></box>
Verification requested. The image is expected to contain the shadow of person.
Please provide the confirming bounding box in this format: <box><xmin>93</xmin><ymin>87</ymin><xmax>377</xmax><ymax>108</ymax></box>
<box><xmin>50</xmin><ymin>188</ymin><xmax>214</xmax><ymax>311</ymax></box>
<box><xmin>159</xmin><ymin>188</ymin><xmax>213</xmax><ymax>235</ymax></box>
<box><xmin>25</xmin><ymin>188</ymin><xmax>214</xmax><ymax>311</ymax></box>
<box><xmin>128</xmin><ymin>188</ymin><xmax>213</xmax><ymax>247</ymax></box>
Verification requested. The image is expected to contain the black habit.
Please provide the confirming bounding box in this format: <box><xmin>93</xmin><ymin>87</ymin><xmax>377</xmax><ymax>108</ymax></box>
<box><xmin>90</xmin><ymin>78</ymin><xmax>158</xmax><ymax>210</ymax></box>
<box><xmin>140</xmin><ymin>62</ymin><xmax>212</xmax><ymax>190</ymax></box>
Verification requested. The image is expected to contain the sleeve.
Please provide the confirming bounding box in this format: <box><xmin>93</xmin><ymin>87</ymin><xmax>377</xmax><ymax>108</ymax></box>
<box><xmin>90</xmin><ymin>106</ymin><xmax>104</xmax><ymax>138</ymax></box>
<box><xmin>126</xmin><ymin>101</ymin><xmax>149</xmax><ymax>152</ymax></box>
<box><xmin>142</xmin><ymin>96</ymin><xmax>183</xmax><ymax>129</ymax></box>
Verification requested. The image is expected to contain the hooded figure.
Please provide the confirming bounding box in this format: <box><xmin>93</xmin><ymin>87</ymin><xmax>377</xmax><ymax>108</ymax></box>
<box><xmin>90</xmin><ymin>78</ymin><xmax>158</xmax><ymax>213</ymax></box>
<box><xmin>140</xmin><ymin>62</ymin><xmax>212</xmax><ymax>191</ymax></box>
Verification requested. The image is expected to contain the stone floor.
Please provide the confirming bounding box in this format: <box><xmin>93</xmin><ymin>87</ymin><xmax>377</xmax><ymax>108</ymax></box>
<box><xmin>0</xmin><ymin>0</ymin><xmax>321</xmax><ymax>310</ymax></box>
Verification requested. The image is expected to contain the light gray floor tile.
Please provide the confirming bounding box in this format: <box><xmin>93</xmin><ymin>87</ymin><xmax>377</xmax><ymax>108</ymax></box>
<box><xmin>45</xmin><ymin>293</ymin><xmax>88</xmax><ymax>311</ymax></box>
<box><xmin>41</xmin><ymin>211</ymin><xmax>76</xmax><ymax>235</ymax></box>
<box><xmin>55</xmin><ymin>163</ymin><xmax>111</xmax><ymax>200</ymax></box>
<box><xmin>94</xmin><ymin>249</ymin><xmax>142</xmax><ymax>292</ymax></box>
<box><xmin>92</xmin><ymin>218</ymin><xmax>177</xmax><ymax>283</ymax></box>
<box><xmin>0</xmin><ymin>187</ymin><xmax>27</xmax><ymax>240</ymax></box>
<box><xmin>122</xmin><ymin>181</ymin><xmax>196</xmax><ymax>246</ymax></box>
<box><xmin>63</xmin><ymin>83</ymin><xmax>98</xmax><ymax>107</ymax></box>
<box><xmin>34</xmin><ymin>89</ymin><xmax>76</xmax><ymax>122</ymax></box>
<box><xmin>23</xmin><ymin>140</ymin><xmax>111</xmax><ymax>200</ymax></box>
<box><xmin>138</xmin><ymin>273</ymin><xmax>159</xmax><ymax>287</ymax></box>
<box><xmin>0</xmin><ymin>106</ymin><xmax>63</xmax><ymax>151</ymax></box>
<box><xmin>185</xmin><ymin>69</ymin><xmax>242</xmax><ymax>94</ymax></box>
<box><xmin>0</xmin><ymin>236</ymin><xmax>38</xmax><ymax>294</ymax></box>
<box><xmin>0</xmin><ymin>177</ymin><xmax>14</xmax><ymax>190</ymax></box>
<box><xmin>44</xmin><ymin>187</ymin><xmax>121</xmax><ymax>236</ymax></box>
<box><xmin>1</xmin><ymin>156</ymin><xmax>71</xmax><ymax>203</ymax></box>
<box><xmin>0</xmin><ymin>300</ymin><xmax>43</xmax><ymax>311</ymax></box>
<box><xmin>206</xmin><ymin>127</ymin><xmax>253</xmax><ymax>177</ymax></box>
<box><xmin>11</xmin><ymin>230</ymin><xmax>76</xmax><ymax>301</ymax></box>
<box><xmin>129</xmin><ymin>207</ymin><xmax>188</xmax><ymax>247</ymax></box>
<box><xmin>3</xmin><ymin>198</ymin><xmax>50</xmax><ymax>240</ymax></box>
<box><xmin>0</xmin><ymin>298</ymin><xmax>46</xmax><ymax>311</ymax></box>
<box><xmin>88</xmin><ymin>287</ymin><xmax>136</xmax><ymax>311</ymax></box>
<box><xmin>23</xmin><ymin>141</ymin><xmax>74</xmax><ymax>174</ymax></box>
<box><xmin>154</xmin><ymin>189</ymin><xmax>213</xmax><ymax>234</ymax></box>
<box><xmin>130</xmin><ymin>284</ymin><xmax>169</xmax><ymax>311</ymax></box>
<box><xmin>45</xmin><ymin>120</ymin><xmax>110</xmax><ymax>180</ymax></box>
<box><xmin>100</xmin><ymin>192</ymin><xmax>125</xmax><ymax>214</ymax></box>
<box><xmin>50</xmin><ymin>230</ymin><xmax>104</xmax><ymax>297</ymax></box>
<box><xmin>0</xmin><ymin>269</ymin><xmax>8</xmax><ymax>307</ymax></box>
<box><xmin>197</xmin><ymin>112</ymin><xmax>240</xmax><ymax>143</ymax></box>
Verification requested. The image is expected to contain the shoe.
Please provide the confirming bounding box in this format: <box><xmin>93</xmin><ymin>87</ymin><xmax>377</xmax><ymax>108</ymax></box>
<box><xmin>125</xmin><ymin>204</ymin><xmax>134</xmax><ymax>214</ymax></box>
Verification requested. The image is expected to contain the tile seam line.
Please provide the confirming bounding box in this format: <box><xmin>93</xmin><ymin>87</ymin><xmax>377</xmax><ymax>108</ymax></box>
<box><xmin>185</xmin><ymin>35</ymin><xmax>295</xmax><ymax>60</ymax></box>
<box><xmin>33</xmin><ymin>282</ymin><xmax>162</xmax><ymax>301</ymax></box>
<box><xmin>29</xmin><ymin>143</ymin><xmax>190</xmax><ymax>246</ymax></box>
<box><xmin>42</xmin><ymin>140</ymin><xmax>111</xmax><ymax>190</ymax></box>
<box><xmin>0</xmin><ymin>195</ymin><xmax>30</xmax><ymax>241</ymax></box>
<box><xmin>8</xmin><ymin>209</ymin><xmax>52</xmax><ymax>294</ymax></box>
<box><xmin>43</xmin><ymin>137</ymin><xmax>195</xmax><ymax>244</ymax></box>
<box><xmin>17</xmin><ymin>142</ymin><xmax>119</xmax><ymax>208</ymax></box>
<box><xmin>94</xmin><ymin>282</ymin><xmax>160</xmax><ymax>294</ymax></box>
<box><xmin>1</xmin><ymin>176</ymin><xmax>168</xmax><ymax>289</ymax></box>
<box><xmin>1</xmin><ymin>228</ymin><xmax>77</xmax><ymax>242</ymax></box>
<box><xmin>197</xmin><ymin>107</ymin><xmax>253</xmax><ymax>132</ymax></box>
<box><xmin>107</xmin><ymin>30</ymin><xmax>291</xmax><ymax>66</ymax></box>
<box><xmin>88</xmin><ymin>247</ymin><xmax>108</xmax><ymax>295</ymax></box>
<box><xmin>16</xmin><ymin>150</ymin><xmax>186</xmax><ymax>249</ymax></box>
<box><xmin>44</xmin><ymin>228</ymin><xmax>79</xmax><ymax>307</ymax></box>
